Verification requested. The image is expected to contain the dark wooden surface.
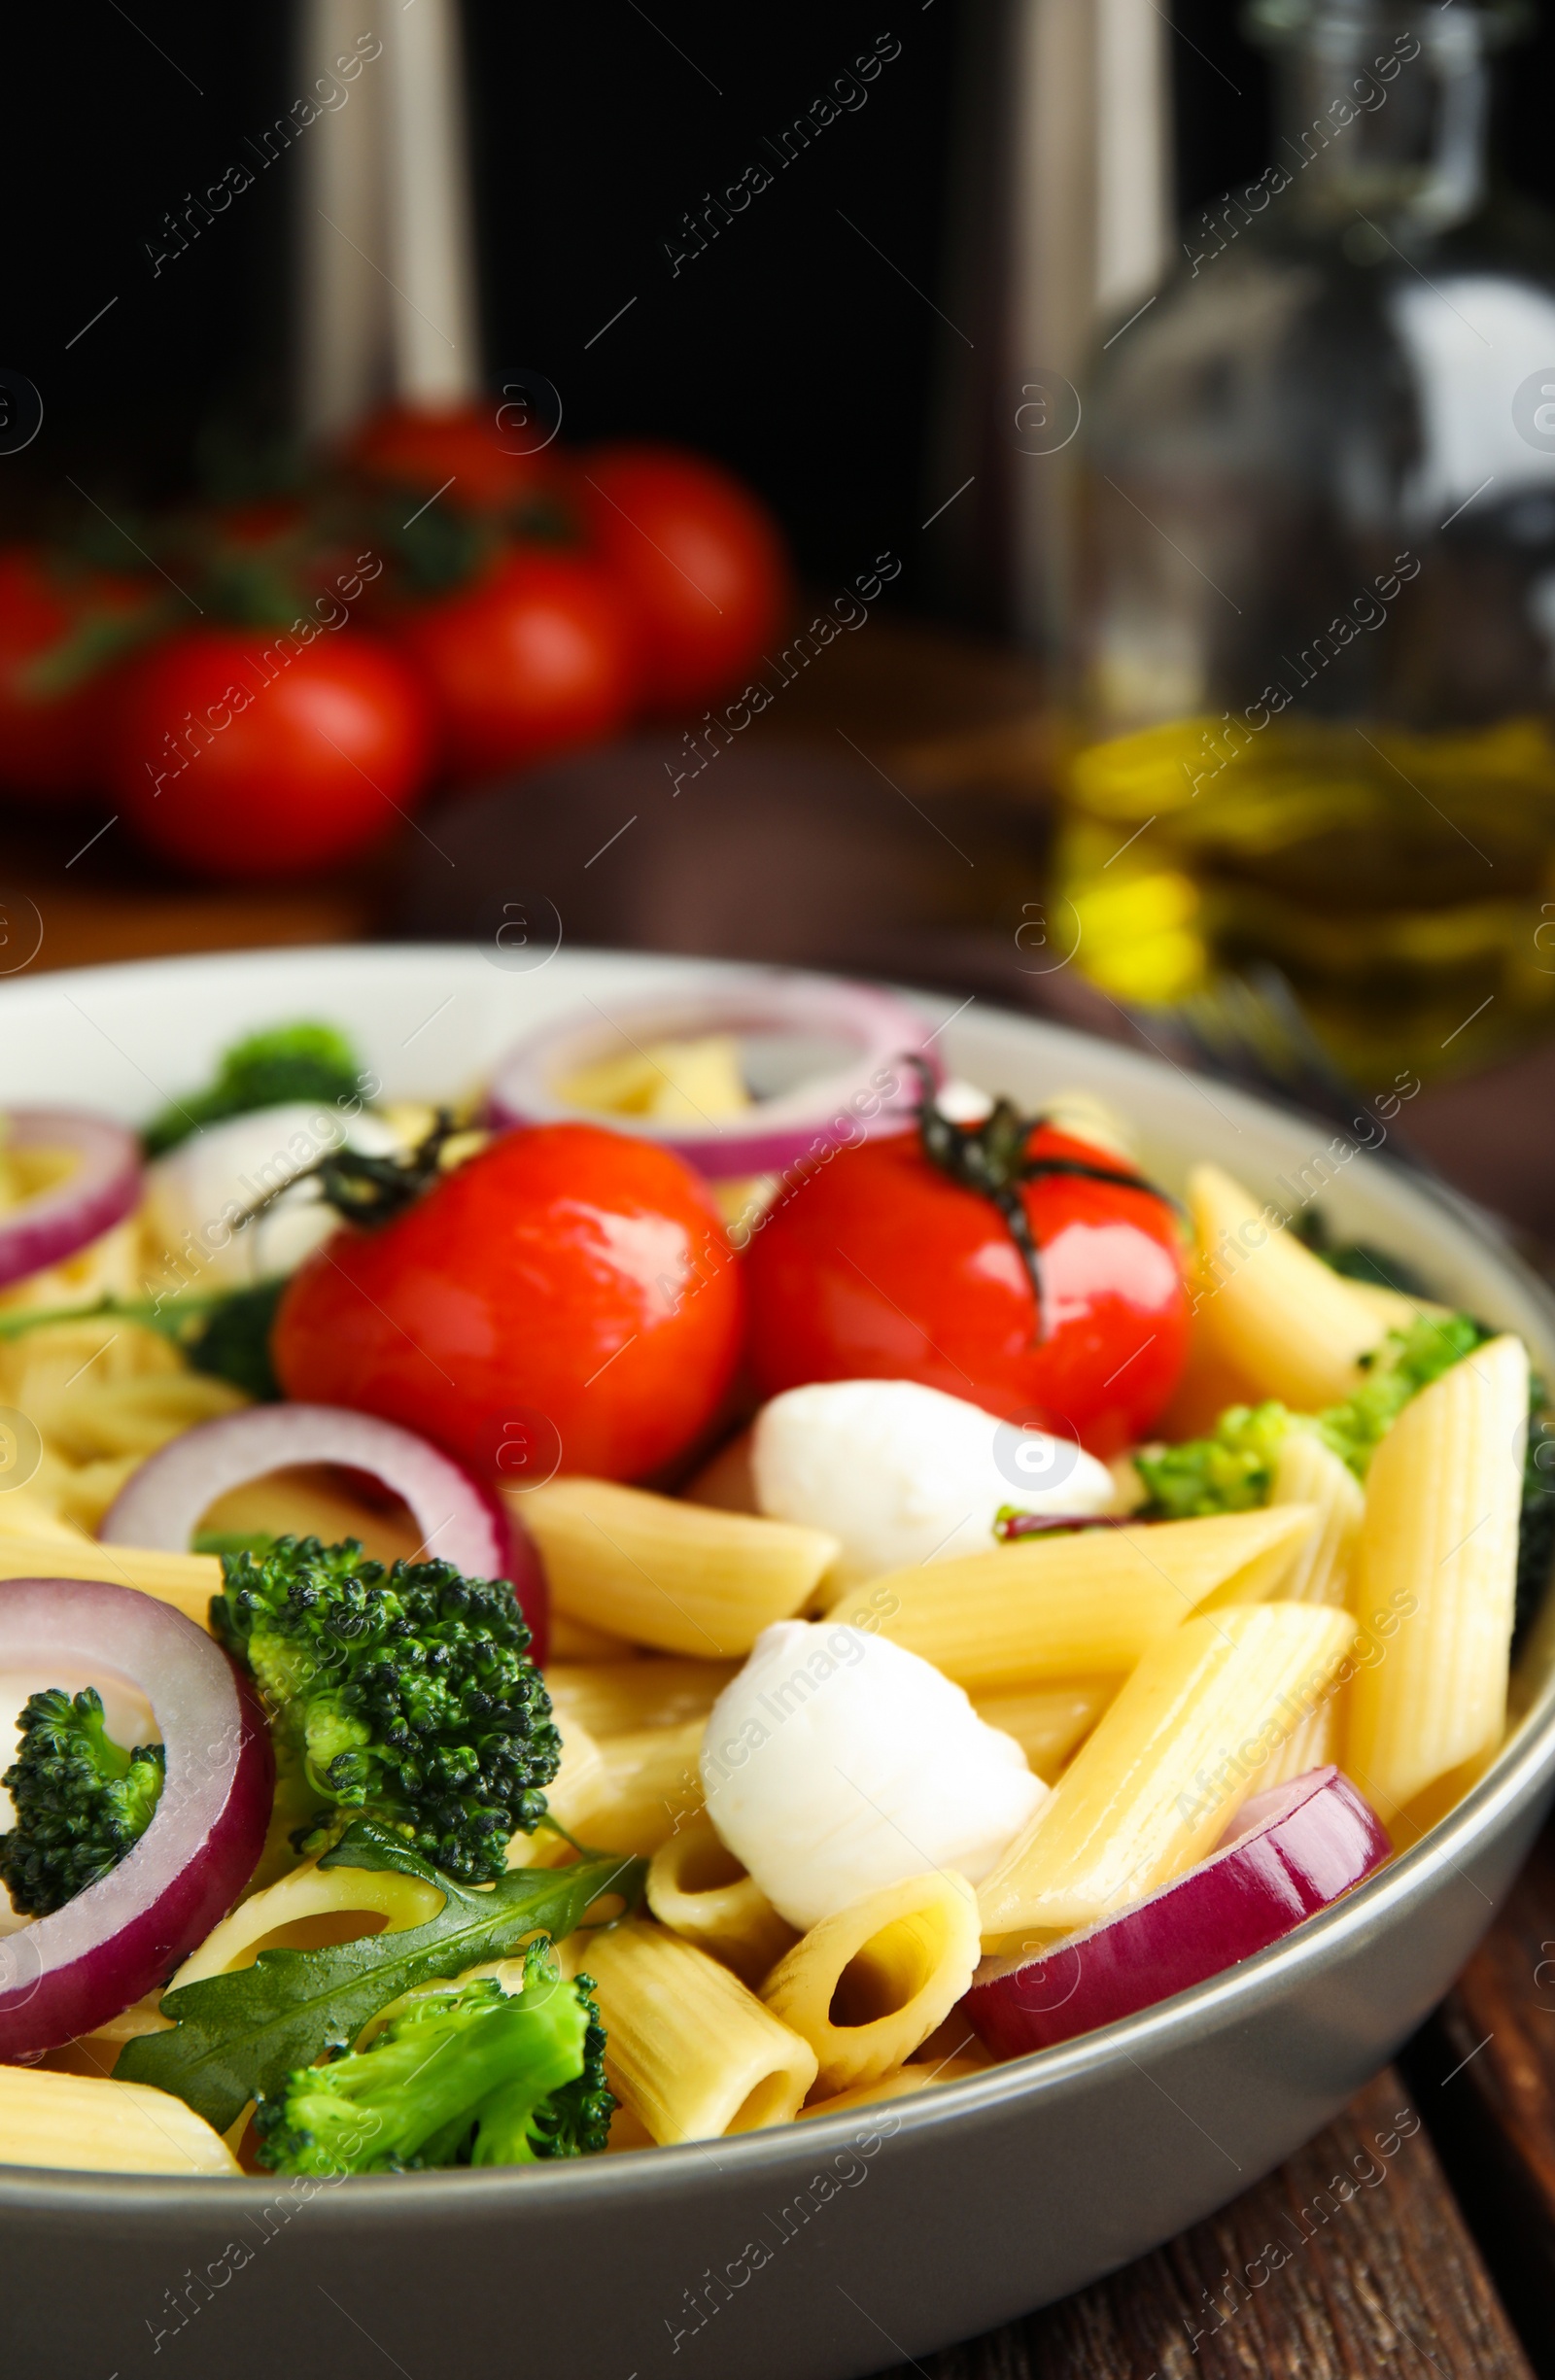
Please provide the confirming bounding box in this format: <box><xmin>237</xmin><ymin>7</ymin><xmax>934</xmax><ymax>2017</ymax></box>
<box><xmin>9</xmin><ymin>609</ymin><xmax>1555</xmax><ymax>2378</ymax></box>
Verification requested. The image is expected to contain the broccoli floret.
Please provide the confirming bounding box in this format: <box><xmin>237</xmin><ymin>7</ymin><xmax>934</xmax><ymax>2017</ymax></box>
<box><xmin>253</xmin><ymin>1955</ymin><xmax>613</xmax><ymax>2174</ymax></box>
<box><xmin>0</xmin><ymin>1688</ymin><xmax>165</xmax><ymax>1916</ymax></box>
<box><xmin>1134</xmin><ymin>1400</ymin><xmax>1292</xmax><ymax>1520</ymax></box>
<box><xmin>144</xmin><ymin>1021</ymin><xmax>365</xmax><ymax>1156</ymax></box>
<box><xmin>211</xmin><ymin>1536</ymin><xmax>560</xmax><ymax>1884</ymax></box>
<box><xmin>1137</xmin><ymin>1313</ymin><xmax>1490</xmax><ymax>1519</ymax></box>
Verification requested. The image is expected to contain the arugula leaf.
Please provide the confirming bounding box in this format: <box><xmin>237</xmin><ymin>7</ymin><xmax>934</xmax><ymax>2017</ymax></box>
<box><xmin>115</xmin><ymin>1821</ymin><xmax>645</xmax><ymax>2133</ymax></box>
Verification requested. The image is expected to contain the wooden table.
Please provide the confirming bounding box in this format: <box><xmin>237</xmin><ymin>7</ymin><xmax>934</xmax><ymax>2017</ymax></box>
<box><xmin>8</xmin><ymin>613</ymin><xmax>1554</xmax><ymax>2379</ymax></box>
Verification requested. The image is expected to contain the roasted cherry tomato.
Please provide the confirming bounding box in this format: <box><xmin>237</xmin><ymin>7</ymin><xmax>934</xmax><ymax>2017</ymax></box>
<box><xmin>743</xmin><ymin>1101</ymin><xmax>1190</xmax><ymax>1457</ymax></box>
<box><xmin>578</xmin><ymin>443</ymin><xmax>788</xmax><ymax>712</ymax></box>
<box><xmin>106</xmin><ymin>625</ymin><xmax>433</xmax><ymax>880</ymax></box>
<box><xmin>0</xmin><ymin>548</ymin><xmax>161</xmax><ymax>799</ymax></box>
<box><xmin>273</xmin><ymin>1123</ymin><xmax>745</xmax><ymax>1483</ymax></box>
<box><xmin>397</xmin><ymin>546</ymin><xmax>639</xmax><ymax>779</ymax></box>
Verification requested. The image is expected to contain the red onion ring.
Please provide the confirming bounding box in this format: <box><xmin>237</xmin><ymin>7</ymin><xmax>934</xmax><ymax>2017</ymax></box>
<box><xmin>486</xmin><ymin>970</ymin><xmax>935</xmax><ymax>1180</ymax></box>
<box><xmin>0</xmin><ymin>1573</ymin><xmax>271</xmax><ymax>2059</ymax></box>
<box><xmin>99</xmin><ymin>1402</ymin><xmax>548</xmax><ymax>1662</ymax></box>
<box><xmin>966</xmin><ymin>1766</ymin><xmax>1391</xmax><ymax>2058</ymax></box>
<box><xmin>0</xmin><ymin>1110</ymin><xmax>141</xmax><ymax>1289</ymax></box>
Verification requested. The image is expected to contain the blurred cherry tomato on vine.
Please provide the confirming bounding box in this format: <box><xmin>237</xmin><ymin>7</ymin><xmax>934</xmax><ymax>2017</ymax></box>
<box><xmin>397</xmin><ymin>546</ymin><xmax>639</xmax><ymax>779</ymax></box>
<box><xmin>743</xmin><ymin>1118</ymin><xmax>1190</xmax><ymax>1457</ymax></box>
<box><xmin>344</xmin><ymin>400</ymin><xmax>575</xmax><ymax>522</ymax></box>
<box><xmin>106</xmin><ymin>625</ymin><xmax>433</xmax><ymax>879</ymax></box>
<box><xmin>274</xmin><ymin>1122</ymin><xmax>745</xmax><ymax>1482</ymax></box>
<box><xmin>0</xmin><ymin>549</ymin><xmax>162</xmax><ymax>800</ymax></box>
<box><xmin>579</xmin><ymin>443</ymin><xmax>789</xmax><ymax>712</ymax></box>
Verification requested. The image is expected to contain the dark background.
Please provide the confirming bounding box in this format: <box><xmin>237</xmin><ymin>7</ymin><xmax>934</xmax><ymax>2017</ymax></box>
<box><xmin>6</xmin><ymin>0</ymin><xmax>1555</xmax><ymax>604</ymax></box>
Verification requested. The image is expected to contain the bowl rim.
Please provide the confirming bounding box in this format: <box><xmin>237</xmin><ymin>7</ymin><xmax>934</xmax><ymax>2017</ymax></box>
<box><xmin>3</xmin><ymin>942</ymin><xmax>1553</xmax><ymax>2216</ymax></box>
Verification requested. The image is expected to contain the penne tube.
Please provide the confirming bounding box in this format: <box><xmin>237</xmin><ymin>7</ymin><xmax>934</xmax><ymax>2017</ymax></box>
<box><xmin>512</xmin><ymin>1719</ymin><xmax>708</xmax><ymax>1868</ymax></box>
<box><xmin>42</xmin><ymin>1371</ymin><xmax>248</xmax><ymax>1465</ymax></box>
<box><xmin>545</xmin><ymin>1657</ymin><xmax>739</xmax><ymax>1742</ymax></box>
<box><xmin>546</xmin><ymin>1609</ymin><xmax>639</xmax><ymax>1663</ymax></box>
<box><xmin>197</xmin><ymin>1464</ymin><xmax>424</xmax><ymax>1567</ymax></box>
<box><xmin>582</xmin><ymin>1917</ymin><xmax>818</xmax><ymax>2141</ymax></box>
<box><xmin>646</xmin><ymin>1812</ymin><xmax>797</xmax><ymax>1984</ymax></box>
<box><xmin>1344</xmin><ymin>1279</ymin><xmax>1454</xmax><ymax>1334</ymax></box>
<box><xmin>797</xmin><ymin>2057</ymin><xmax>990</xmax><ymax>2120</ymax></box>
<box><xmin>976</xmin><ymin>1602</ymin><xmax>1356</xmax><ymax>1951</ymax></box>
<box><xmin>763</xmin><ymin>1871</ymin><xmax>982</xmax><ymax>2096</ymax></box>
<box><xmin>1347</xmin><ymin>1333</ymin><xmax>1528</xmax><ymax>1833</ymax></box>
<box><xmin>0</xmin><ymin>2064</ymin><xmax>239</xmax><ymax>2175</ymax></box>
<box><xmin>518</xmin><ymin>1477</ymin><xmax>840</xmax><ymax>1657</ymax></box>
<box><xmin>1265</xmin><ymin>1430</ymin><xmax>1364</xmax><ymax>1608</ymax></box>
<box><xmin>971</xmin><ymin>1679</ymin><xmax>1118</xmax><ymax>1778</ymax></box>
<box><xmin>173</xmin><ymin>1858</ymin><xmax>445</xmax><ymax>1987</ymax></box>
<box><xmin>504</xmin><ymin>1715</ymin><xmax>612</xmax><ymax>1869</ymax></box>
<box><xmin>1188</xmin><ymin>1163</ymin><xmax>1386</xmax><ymax>1409</ymax></box>
<box><xmin>824</xmin><ymin>1505</ymin><xmax>1318</xmax><ymax>1693</ymax></box>
<box><xmin>1259</xmin><ymin>1693</ymin><xmax>1337</xmax><ymax>1791</ymax></box>
<box><xmin>0</xmin><ymin>1534</ymin><xmax>219</xmax><ymax>1630</ymax></box>
<box><xmin>0</xmin><ymin>1490</ymin><xmax>90</xmax><ymax>1542</ymax></box>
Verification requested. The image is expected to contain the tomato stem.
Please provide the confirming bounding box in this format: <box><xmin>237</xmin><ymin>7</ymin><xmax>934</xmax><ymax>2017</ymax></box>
<box><xmin>907</xmin><ymin>1056</ymin><xmax>1167</xmax><ymax>1346</ymax></box>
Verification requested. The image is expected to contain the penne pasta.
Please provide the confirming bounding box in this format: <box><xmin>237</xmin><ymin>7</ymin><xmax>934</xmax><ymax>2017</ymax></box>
<box><xmin>646</xmin><ymin>1812</ymin><xmax>797</xmax><ymax>1984</ymax></box>
<box><xmin>582</xmin><ymin>1918</ymin><xmax>818</xmax><ymax>2141</ymax></box>
<box><xmin>0</xmin><ymin>1534</ymin><xmax>220</xmax><ymax>1630</ymax></box>
<box><xmin>971</xmin><ymin>1679</ymin><xmax>1118</xmax><ymax>1778</ymax></box>
<box><xmin>503</xmin><ymin>1716</ymin><xmax>611</xmax><ymax>1869</ymax></box>
<box><xmin>1188</xmin><ymin>1163</ymin><xmax>1386</xmax><ymax>1409</ymax></box>
<box><xmin>1259</xmin><ymin>1694</ymin><xmax>1336</xmax><ymax>1790</ymax></box>
<box><xmin>0</xmin><ymin>2063</ymin><xmax>239</xmax><ymax>2176</ymax></box>
<box><xmin>197</xmin><ymin>1464</ymin><xmax>425</xmax><ymax>1567</ymax></box>
<box><xmin>513</xmin><ymin>1718</ymin><xmax>707</xmax><ymax>1864</ymax></box>
<box><xmin>824</xmin><ymin>1505</ymin><xmax>1318</xmax><ymax>1693</ymax></box>
<box><xmin>1264</xmin><ymin>1430</ymin><xmax>1364</xmax><ymax>1608</ymax></box>
<box><xmin>1344</xmin><ymin>1279</ymin><xmax>1454</xmax><ymax>1334</ymax></box>
<box><xmin>544</xmin><ymin>1656</ymin><xmax>739</xmax><ymax>1742</ymax></box>
<box><xmin>518</xmin><ymin>1477</ymin><xmax>840</xmax><ymax>1656</ymax></box>
<box><xmin>976</xmin><ymin>1601</ymin><xmax>1356</xmax><ymax>1951</ymax></box>
<box><xmin>546</xmin><ymin>1609</ymin><xmax>639</xmax><ymax>1663</ymax></box>
<box><xmin>172</xmin><ymin>1858</ymin><xmax>445</xmax><ymax>1987</ymax></box>
<box><xmin>797</xmin><ymin>2057</ymin><xmax>990</xmax><ymax>2120</ymax></box>
<box><xmin>763</xmin><ymin>1871</ymin><xmax>982</xmax><ymax>2096</ymax></box>
<box><xmin>1347</xmin><ymin>1332</ymin><xmax>1528</xmax><ymax>1832</ymax></box>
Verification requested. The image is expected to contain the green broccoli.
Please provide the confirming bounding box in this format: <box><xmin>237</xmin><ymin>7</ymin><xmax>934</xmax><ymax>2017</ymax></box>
<box><xmin>253</xmin><ymin>1954</ymin><xmax>613</xmax><ymax>2174</ymax></box>
<box><xmin>0</xmin><ymin>1688</ymin><xmax>165</xmax><ymax>1916</ymax></box>
<box><xmin>1137</xmin><ymin>1312</ymin><xmax>1489</xmax><ymax>1520</ymax></box>
<box><xmin>144</xmin><ymin>1021</ymin><xmax>365</xmax><ymax>1156</ymax></box>
<box><xmin>211</xmin><ymin>1536</ymin><xmax>560</xmax><ymax>1885</ymax></box>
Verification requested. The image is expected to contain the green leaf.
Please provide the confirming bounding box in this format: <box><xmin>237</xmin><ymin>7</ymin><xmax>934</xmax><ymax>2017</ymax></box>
<box><xmin>114</xmin><ymin>1821</ymin><xmax>645</xmax><ymax>2133</ymax></box>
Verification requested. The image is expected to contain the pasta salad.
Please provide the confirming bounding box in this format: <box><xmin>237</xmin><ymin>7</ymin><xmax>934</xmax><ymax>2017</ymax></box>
<box><xmin>0</xmin><ymin>970</ymin><xmax>1540</xmax><ymax>2178</ymax></box>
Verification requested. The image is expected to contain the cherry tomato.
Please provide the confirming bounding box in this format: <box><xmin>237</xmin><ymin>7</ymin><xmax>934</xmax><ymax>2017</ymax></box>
<box><xmin>743</xmin><ymin>1122</ymin><xmax>1190</xmax><ymax>1456</ymax></box>
<box><xmin>397</xmin><ymin>546</ymin><xmax>639</xmax><ymax>779</ymax></box>
<box><xmin>273</xmin><ymin>1123</ymin><xmax>746</xmax><ymax>1483</ymax></box>
<box><xmin>579</xmin><ymin>443</ymin><xmax>789</xmax><ymax>712</ymax></box>
<box><xmin>105</xmin><ymin>625</ymin><xmax>433</xmax><ymax>879</ymax></box>
<box><xmin>344</xmin><ymin>401</ymin><xmax>575</xmax><ymax>521</ymax></box>
<box><xmin>0</xmin><ymin>549</ymin><xmax>161</xmax><ymax>800</ymax></box>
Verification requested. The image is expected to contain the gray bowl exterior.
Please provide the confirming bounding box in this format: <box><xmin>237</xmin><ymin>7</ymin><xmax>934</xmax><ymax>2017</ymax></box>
<box><xmin>2</xmin><ymin>946</ymin><xmax>1554</xmax><ymax>2380</ymax></box>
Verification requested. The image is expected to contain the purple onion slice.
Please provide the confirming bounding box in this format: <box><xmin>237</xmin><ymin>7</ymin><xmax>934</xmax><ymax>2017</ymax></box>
<box><xmin>0</xmin><ymin>1573</ymin><xmax>272</xmax><ymax>2059</ymax></box>
<box><xmin>0</xmin><ymin>1110</ymin><xmax>141</xmax><ymax>1288</ymax></box>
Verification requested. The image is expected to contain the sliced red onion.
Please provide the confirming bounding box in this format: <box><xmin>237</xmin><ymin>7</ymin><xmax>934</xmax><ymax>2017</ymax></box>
<box><xmin>0</xmin><ymin>1574</ymin><xmax>271</xmax><ymax>2058</ymax></box>
<box><xmin>100</xmin><ymin>1402</ymin><xmax>548</xmax><ymax>1662</ymax></box>
<box><xmin>486</xmin><ymin>969</ymin><xmax>935</xmax><ymax>1180</ymax></box>
<box><xmin>966</xmin><ymin>1766</ymin><xmax>1391</xmax><ymax>2058</ymax></box>
<box><xmin>0</xmin><ymin>1110</ymin><xmax>141</xmax><ymax>1289</ymax></box>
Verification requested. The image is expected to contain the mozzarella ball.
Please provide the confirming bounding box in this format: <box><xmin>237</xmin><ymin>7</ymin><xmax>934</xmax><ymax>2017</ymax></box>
<box><xmin>750</xmin><ymin>1378</ymin><xmax>1115</xmax><ymax>1586</ymax></box>
<box><xmin>144</xmin><ymin>1102</ymin><xmax>402</xmax><ymax>1290</ymax></box>
<box><xmin>701</xmin><ymin>1619</ymin><xmax>1045</xmax><ymax>1931</ymax></box>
